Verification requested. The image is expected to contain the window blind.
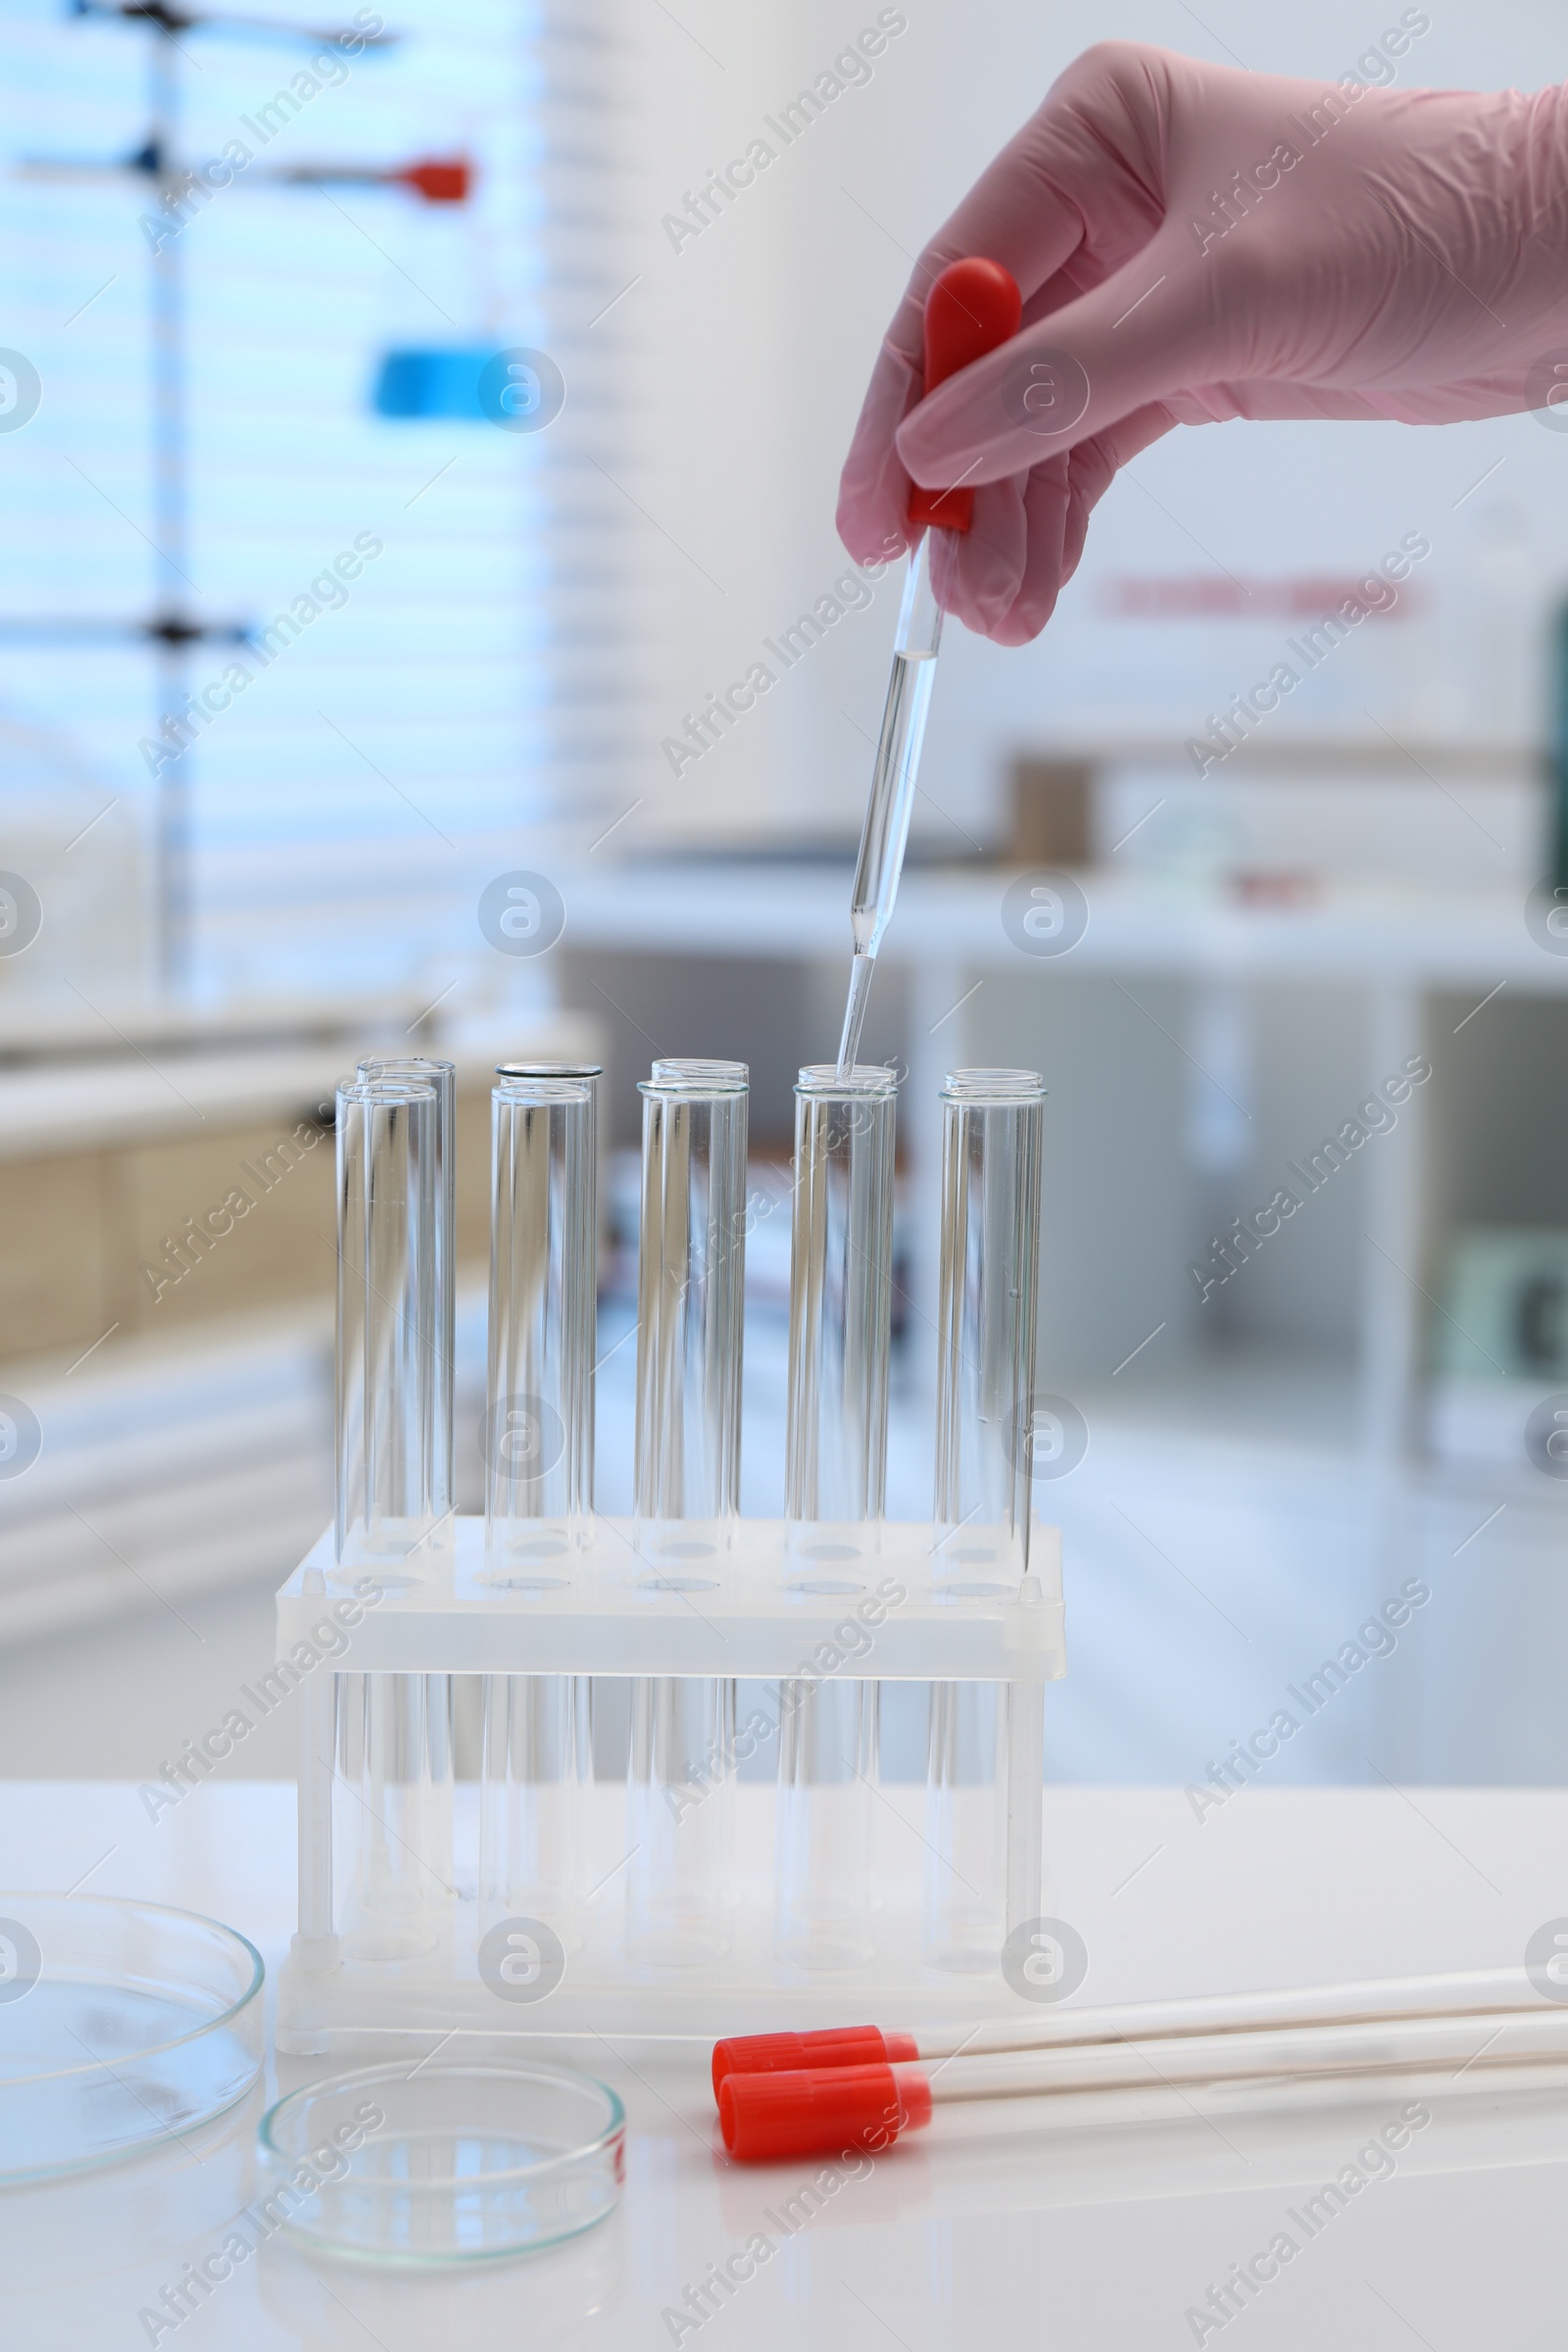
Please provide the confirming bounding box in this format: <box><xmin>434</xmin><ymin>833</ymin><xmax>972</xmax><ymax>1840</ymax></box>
<box><xmin>0</xmin><ymin>0</ymin><xmax>636</xmax><ymax>1005</ymax></box>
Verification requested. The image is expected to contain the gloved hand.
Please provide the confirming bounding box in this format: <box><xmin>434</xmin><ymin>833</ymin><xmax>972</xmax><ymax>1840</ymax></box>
<box><xmin>838</xmin><ymin>37</ymin><xmax>1568</xmax><ymax>642</ymax></box>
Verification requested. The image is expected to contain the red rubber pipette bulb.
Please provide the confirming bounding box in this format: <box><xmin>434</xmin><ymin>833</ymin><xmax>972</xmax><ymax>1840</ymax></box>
<box><xmin>906</xmin><ymin>256</ymin><xmax>1021</xmax><ymax>534</ymax></box>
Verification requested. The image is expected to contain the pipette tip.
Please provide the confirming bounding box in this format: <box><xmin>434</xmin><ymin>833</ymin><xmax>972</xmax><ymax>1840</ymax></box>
<box><xmin>836</xmin><ymin>953</ymin><xmax>874</xmax><ymax>1076</ymax></box>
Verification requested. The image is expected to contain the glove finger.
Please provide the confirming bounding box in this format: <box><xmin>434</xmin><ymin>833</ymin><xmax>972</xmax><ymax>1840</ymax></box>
<box><xmin>929</xmin><ymin>473</ymin><xmax>1037</xmax><ymax>639</ymax></box>
<box><xmin>905</xmin><ymin>41</ymin><xmax>1179</xmax><ymax>327</ymax></box>
<box><xmin>837</xmin><ymin>337</ymin><xmax>920</xmax><ymax>566</ymax></box>
<box><xmin>943</xmin><ymin>402</ymin><xmax>1178</xmax><ymax>645</ymax></box>
<box><xmin>897</xmin><ymin>222</ymin><xmax>1217</xmax><ymax>488</ymax></box>
<box><xmin>840</xmin><ymin>42</ymin><xmax>1183</xmax><ymax>563</ymax></box>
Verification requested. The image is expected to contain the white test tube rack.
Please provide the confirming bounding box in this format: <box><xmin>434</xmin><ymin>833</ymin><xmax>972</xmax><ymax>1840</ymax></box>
<box><xmin>276</xmin><ymin>1062</ymin><xmax>1065</xmax><ymax>2057</ymax></box>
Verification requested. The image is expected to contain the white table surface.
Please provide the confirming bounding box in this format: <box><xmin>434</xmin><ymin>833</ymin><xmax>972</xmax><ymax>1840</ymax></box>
<box><xmin>7</xmin><ymin>1779</ymin><xmax>1568</xmax><ymax>2348</ymax></box>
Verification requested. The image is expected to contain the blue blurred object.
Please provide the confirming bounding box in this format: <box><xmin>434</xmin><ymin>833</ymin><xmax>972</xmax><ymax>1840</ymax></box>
<box><xmin>372</xmin><ymin>348</ymin><xmax>491</xmax><ymax>419</ymax></box>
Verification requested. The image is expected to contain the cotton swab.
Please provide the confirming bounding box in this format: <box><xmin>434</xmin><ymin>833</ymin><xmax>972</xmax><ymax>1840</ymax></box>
<box><xmin>710</xmin><ymin>1964</ymin><xmax>1542</xmax><ymax>2095</ymax></box>
<box><xmin>717</xmin><ymin>2000</ymin><xmax>1568</xmax><ymax>2163</ymax></box>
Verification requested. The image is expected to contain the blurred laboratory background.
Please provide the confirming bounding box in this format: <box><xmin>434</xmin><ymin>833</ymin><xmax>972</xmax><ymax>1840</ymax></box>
<box><xmin>3</xmin><ymin>0</ymin><xmax>1567</xmax><ymax>1794</ymax></box>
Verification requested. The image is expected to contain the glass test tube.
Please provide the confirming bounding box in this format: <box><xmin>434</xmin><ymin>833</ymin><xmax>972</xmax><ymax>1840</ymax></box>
<box><xmin>776</xmin><ymin>1063</ymin><xmax>896</xmax><ymax>1969</ymax></box>
<box><xmin>485</xmin><ymin>1076</ymin><xmax>596</xmax><ymax>1554</ymax></box>
<box><xmin>495</xmin><ymin>1058</ymin><xmax>606</xmax><ymax>1841</ymax></box>
<box><xmin>492</xmin><ymin>1061</ymin><xmax>603</xmax><ymax>1532</ymax></box>
<box><xmin>334</xmin><ymin>1075</ymin><xmax>455</xmax><ymax>1959</ymax></box>
<box><xmin>627</xmin><ymin>1058</ymin><xmax>748</xmax><ymax>1967</ymax></box>
<box><xmin>336</xmin><ymin>1076</ymin><xmax>445</xmax><ymax>1562</ymax></box>
<box><xmin>354</xmin><ymin>1055</ymin><xmax>456</xmax><ymax>1514</ymax></box>
<box><xmin>481</xmin><ymin>1075</ymin><xmax>597</xmax><ymax>1943</ymax></box>
<box><xmin>925</xmin><ymin>1069</ymin><xmax>1046</xmax><ymax>1974</ymax></box>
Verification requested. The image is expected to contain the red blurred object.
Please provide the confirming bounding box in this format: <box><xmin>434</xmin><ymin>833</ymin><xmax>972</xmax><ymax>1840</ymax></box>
<box><xmin>717</xmin><ymin>2063</ymin><xmax>932</xmax><ymax>2164</ymax></box>
<box><xmin>710</xmin><ymin>2026</ymin><xmax>918</xmax><ymax>2097</ymax></box>
<box><xmin>1229</xmin><ymin>869</ymin><xmax>1321</xmax><ymax>906</ymax></box>
<box><xmin>1103</xmin><ymin>575</ymin><xmax>1420</xmax><ymax>620</ymax></box>
<box><xmin>906</xmin><ymin>256</ymin><xmax>1021</xmax><ymax>535</ymax></box>
<box><xmin>278</xmin><ymin>155</ymin><xmax>473</xmax><ymax>200</ymax></box>
<box><xmin>399</xmin><ymin>157</ymin><xmax>471</xmax><ymax>202</ymax></box>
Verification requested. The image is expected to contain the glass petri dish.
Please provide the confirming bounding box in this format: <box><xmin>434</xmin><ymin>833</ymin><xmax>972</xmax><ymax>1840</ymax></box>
<box><xmin>0</xmin><ymin>1893</ymin><xmax>264</xmax><ymax>2182</ymax></box>
<box><xmin>258</xmin><ymin>2060</ymin><xmax>625</xmax><ymax>2265</ymax></box>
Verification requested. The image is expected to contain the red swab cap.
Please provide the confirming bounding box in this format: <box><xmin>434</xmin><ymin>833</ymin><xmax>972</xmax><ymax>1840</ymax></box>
<box><xmin>400</xmin><ymin>159</ymin><xmax>471</xmax><ymax>204</ymax></box>
<box><xmin>711</xmin><ymin>2026</ymin><xmax>919</xmax><ymax>2097</ymax></box>
<box><xmin>718</xmin><ymin>2063</ymin><xmax>933</xmax><ymax>2164</ymax></box>
<box><xmin>906</xmin><ymin>256</ymin><xmax>1022</xmax><ymax>535</ymax></box>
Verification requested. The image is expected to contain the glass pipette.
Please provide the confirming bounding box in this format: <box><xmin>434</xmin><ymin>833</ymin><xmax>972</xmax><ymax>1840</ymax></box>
<box><xmin>836</xmin><ymin>539</ymin><xmax>945</xmax><ymax>1069</ymax></box>
<box><xmin>836</xmin><ymin>256</ymin><xmax>1023</xmax><ymax>1075</ymax></box>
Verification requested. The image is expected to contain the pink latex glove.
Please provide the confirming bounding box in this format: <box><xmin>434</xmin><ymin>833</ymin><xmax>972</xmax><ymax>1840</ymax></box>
<box><xmin>838</xmin><ymin>37</ymin><xmax>1568</xmax><ymax>643</ymax></box>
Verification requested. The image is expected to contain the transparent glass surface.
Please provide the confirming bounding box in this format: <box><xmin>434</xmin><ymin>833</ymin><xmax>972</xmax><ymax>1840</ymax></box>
<box><xmin>0</xmin><ymin>1895</ymin><xmax>263</xmax><ymax>2181</ymax></box>
<box><xmin>632</xmin><ymin>1060</ymin><xmax>748</xmax><ymax>1548</ymax></box>
<box><xmin>336</xmin><ymin>1079</ymin><xmax>455</xmax><ymax>1952</ymax></box>
<box><xmin>775</xmin><ymin>1674</ymin><xmax>879</xmax><ymax>1971</ymax></box>
<box><xmin>923</xmin><ymin>1682</ymin><xmax>1007</xmax><ymax>1972</ymax></box>
<box><xmin>933</xmin><ymin>1068</ymin><xmax>1046</xmax><ymax>1577</ymax></box>
<box><xmin>777</xmin><ymin>1063</ymin><xmax>896</xmax><ymax>1969</ymax></box>
<box><xmin>258</xmin><ymin>2061</ymin><xmax>624</xmax><ymax>2264</ymax></box>
<box><xmin>356</xmin><ymin>1056</ymin><xmax>457</xmax><ymax>1514</ymax></box>
<box><xmin>481</xmin><ymin>1072</ymin><xmax>599</xmax><ymax>1947</ymax></box>
<box><xmin>480</xmin><ymin>1672</ymin><xmax>592</xmax><ymax>1951</ymax></box>
<box><xmin>333</xmin><ymin>1672</ymin><xmax>455</xmax><ymax>1962</ymax></box>
<box><xmin>335</xmin><ymin>1078</ymin><xmax>445</xmax><ymax>1566</ymax></box>
<box><xmin>486</xmin><ymin>1077</ymin><xmax>596</xmax><ymax>1551</ymax></box>
<box><xmin>626</xmin><ymin>1676</ymin><xmax>735</xmax><ymax>1968</ymax></box>
<box><xmin>837</xmin><ymin>533</ymin><xmax>948</xmax><ymax>1071</ymax></box>
<box><xmin>628</xmin><ymin>1060</ymin><xmax>747</xmax><ymax>1966</ymax></box>
<box><xmin>926</xmin><ymin>1068</ymin><xmax>1046</xmax><ymax>1973</ymax></box>
<box><xmin>785</xmin><ymin>1064</ymin><xmax>896</xmax><ymax>1542</ymax></box>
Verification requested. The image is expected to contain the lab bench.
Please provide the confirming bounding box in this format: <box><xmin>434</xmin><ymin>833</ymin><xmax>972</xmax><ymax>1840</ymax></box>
<box><xmin>8</xmin><ymin>1776</ymin><xmax>1567</xmax><ymax>2350</ymax></box>
<box><xmin>553</xmin><ymin>858</ymin><xmax>1568</xmax><ymax>1485</ymax></box>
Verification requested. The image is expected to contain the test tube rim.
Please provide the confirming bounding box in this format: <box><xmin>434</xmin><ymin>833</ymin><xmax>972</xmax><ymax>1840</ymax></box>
<box><xmin>796</xmin><ymin>1062</ymin><xmax>898</xmax><ymax>1099</ymax></box>
<box><xmin>642</xmin><ymin>1057</ymin><xmax>749</xmax><ymax>1096</ymax></box>
<box><xmin>495</xmin><ymin>1060</ymin><xmax>605</xmax><ymax>1078</ymax></box>
<box><xmin>356</xmin><ymin>1054</ymin><xmax>457</xmax><ymax>1084</ymax></box>
<box><xmin>337</xmin><ymin>1075</ymin><xmax>440</xmax><ymax>1108</ymax></box>
<box><xmin>493</xmin><ymin>1075</ymin><xmax>592</xmax><ymax>1105</ymax></box>
<box><xmin>941</xmin><ymin>1066</ymin><xmax>1045</xmax><ymax>1102</ymax></box>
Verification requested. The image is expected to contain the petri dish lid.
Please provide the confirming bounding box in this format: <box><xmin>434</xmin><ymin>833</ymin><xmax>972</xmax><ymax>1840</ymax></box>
<box><xmin>0</xmin><ymin>1893</ymin><xmax>264</xmax><ymax>2182</ymax></box>
<box><xmin>258</xmin><ymin>2059</ymin><xmax>625</xmax><ymax>2265</ymax></box>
